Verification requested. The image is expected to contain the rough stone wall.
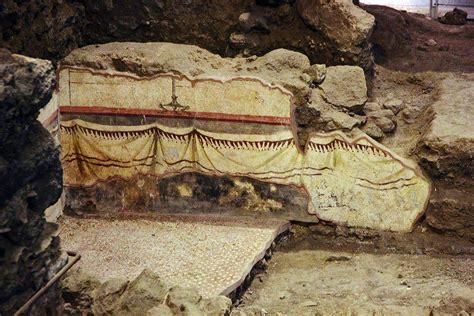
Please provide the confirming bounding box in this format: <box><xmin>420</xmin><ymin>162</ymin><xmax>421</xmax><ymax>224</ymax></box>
<box><xmin>81</xmin><ymin>0</ymin><xmax>374</xmax><ymax>70</ymax></box>
<box><xmin>0</xmin><ymin>50</ymin><xmax>64</xmax><ymax>314</ymax></box>
<box><xmin>0</xmin><ymin>0</ymin><xmax>374</xmax><ymax>70</ymax></box>
<box><xmin>0</xmin><ymin>0</ymin><xmax>85</xmax><ymax>60</ymax></box>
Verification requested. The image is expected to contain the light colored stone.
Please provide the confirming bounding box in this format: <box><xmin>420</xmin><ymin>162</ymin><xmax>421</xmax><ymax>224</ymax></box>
<box><xmin>62</xmin><ymin>267</ymin><xmax>101</xmax><ymax>298</ymax></box>
<box><xmin>384</xmin><ymin>98</ymin><xmax>404</xmax><ymax>114</ymax></box>
<box><xmin>146</xmin><ymin>305</ymin><xmax>173</xmax><ymax>316</ymax></box>
<box><xmin>200</xmin><ymin>296</ymin><xmax>232</xmax><ymax>315</ymax></box>
<box><xmin>416</xmin><ymin>76</ymin><xmax>474</xmax><ymax>239</ymax></box>
<box><xmin>366</xmin><ymin>109</ymin><xmax>396</xmax><ymax>121</ymax></box>
<box><xmin>363</xmin><ymin>101</ymin><xmax>382</xmax><ymax>113</ymax></box>
<box><xmin>92</xmin><ymin>278</ymin><xmax>129</xmax><ymax>315</ymax></box>
<box><xmin>366</xmin><ymin>109</ymin><xmax>397</xmax><ymax>132</ymax></box>
<box><xmin>362</xmin><ymin>120</ymin><xmax>384</xmax><ymax>139</ymax></box>
<box><xmin>114</xmin><ymin>269</ymin><xmax>169</xmax><ymax>315</ymax></box>
<box><xmin>318</xmin><ymin>65</ymin><xmax>368</xmax><ymax>112</ymax></box>
<box><xmin>166</xmin><ymin>286</ymin><xmax>202</xmax><ymax>310</ymax></box>
<box><xmin>425</xmin><ymin>39</ymin><xmax>438</xmax><ymax>46</ymax></box>
<box><xmin>296</xmin><ymin>0</ymin><xmax>374</xmax><ymax>61</ymax></box>
<box><xmin>303</xmin><ymin>64</ymin><xmax>326</xmax><ymax>84</ymax></box>
<box><xmin>62</xmin><ymin>43</ymin><xmax>311</xmax><ymax>106</ymax></box>
<box><xmin>416</xmin><ymin>77</ymin><xmax>474</xmax><ymax>181</ymax></box>
<box><xmin>373</xmin><ymin>116</ymin><xmax>396</xmax><ymax>133</ymax></box>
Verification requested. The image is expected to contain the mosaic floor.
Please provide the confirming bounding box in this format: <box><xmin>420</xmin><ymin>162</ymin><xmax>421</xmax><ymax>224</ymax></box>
<box><xmin>59</xmin><ymin>215</ymin><xmax>288</xmax><ymax>297</ymax></box>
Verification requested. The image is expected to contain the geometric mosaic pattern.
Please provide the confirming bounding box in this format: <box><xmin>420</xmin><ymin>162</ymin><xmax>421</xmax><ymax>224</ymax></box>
<box><xmin>60</xmin><ymin>216</ymin><xmax>288</xmax><ymax>297</ymax></box>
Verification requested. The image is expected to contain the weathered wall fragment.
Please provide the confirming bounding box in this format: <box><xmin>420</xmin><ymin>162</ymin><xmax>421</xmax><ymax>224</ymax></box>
<box><xmin>58</xmin><ymin>43</ymin><xmax>430</xmax><ymax>232</ymax></box>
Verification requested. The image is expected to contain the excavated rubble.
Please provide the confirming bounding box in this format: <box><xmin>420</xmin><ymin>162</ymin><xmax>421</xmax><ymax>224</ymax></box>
<box><xmin>1</xmin><ymin>0</ymin><xmax>374</xmax><ymax>71</ymax></box>
<box><xmin>0</xmin><ymin>49</ymin><xmax>64</xmax><ymax>314</ymax></box>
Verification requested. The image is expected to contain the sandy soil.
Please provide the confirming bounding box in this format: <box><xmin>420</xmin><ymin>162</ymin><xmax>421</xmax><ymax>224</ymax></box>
<box><xmin>237</xmin><ymin>249</ymin><xmax>474</xmax><ymax>315</ymax></box>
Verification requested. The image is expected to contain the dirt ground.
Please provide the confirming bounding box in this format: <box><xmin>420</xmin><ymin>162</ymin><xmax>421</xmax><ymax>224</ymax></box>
<box><xmin>365</xmin><ymin>5</ymin><xmax>474</xmax><ymax>73</ymax></box>
<box><xmin>237</xmin><ymin>248</ymin><xmax>474</xmax><ymax>315</ymax></box>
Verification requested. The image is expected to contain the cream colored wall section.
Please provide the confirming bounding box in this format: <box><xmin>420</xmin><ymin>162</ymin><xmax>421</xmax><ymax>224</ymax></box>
<box><xmin>60</xmin><ymin>68</ymin><xmax>293</xmax><ymax>124</ymax></box>
<box><xmin>58</xmin><ymin>67</ymin><xmax>431</xmax><ymax>232</ymax></box>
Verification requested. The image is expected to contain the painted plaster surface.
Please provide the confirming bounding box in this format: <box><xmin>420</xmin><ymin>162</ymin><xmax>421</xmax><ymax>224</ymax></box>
<box><xmin>58</xmin><ymin>67</ymin><xmax>430</xmax><ymax>232</ymax></box>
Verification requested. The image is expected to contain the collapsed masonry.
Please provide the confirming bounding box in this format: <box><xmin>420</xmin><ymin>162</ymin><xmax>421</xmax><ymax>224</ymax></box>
<box><xmin>0</xmin><ymin>50</ymin><xmax>64</xmax><ymax>314</ymax></box>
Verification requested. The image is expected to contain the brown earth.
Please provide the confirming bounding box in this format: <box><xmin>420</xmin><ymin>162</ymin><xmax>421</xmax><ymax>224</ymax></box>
<box><xmin>236</xmin><ymin>247</ymin><xmax>474</xmax><ymax>315</ymax></box>
<box><xmin>365</xmin><ymin>5</ymin><xmax>474</xmax><ymax>73</ymax></box>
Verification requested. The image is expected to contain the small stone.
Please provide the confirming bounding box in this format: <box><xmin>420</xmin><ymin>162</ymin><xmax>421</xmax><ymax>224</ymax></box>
<box><xmin>303</xmin><ymin>64</ymin><xmax>327</xmax><ymax>84</ymax></box>
<box><xmin>229</xmin><ymin>32</ymin><xmax>248</xmax><ymax>48</ymax></box>
<box><xmin>366</xmin><ymin>109</ymin><xmax>396</xmax><ymax>133</ymax></box>
<box><xmin>363</xmin><ymin>101</ymin><xmax>382</xmax><ymax>113</ymax></box>
<box><xmin>383</xmin><ymin>99</ymin><xmax>404</xmax><ymax>115</ymax></box>
<box><xmin>200</xmin><ymin>296</ymin><xmax>232</xmax><ymax>315</ymax></box>
<box><xmin>278</xmin><ymin>291</ymin><xmax>291</xmax><ymax>300</ymax></box>
<box><xmin>362</xmin><ymin>120</ymin><xmax>384</xmax><ymax>139</ymax></box>
<box><xmin>238</xmin><ymin>12</ymin><xmax>270</xmax><ymax>32</ymax></box>
<box><xmin>300</xmin><ymin>73</ymin><xmax>312</xmax><ymax>83</ymax></box>
<box><xmin>301</xmin><ymin>300</ymin><xmax>319</xmax><ymax>307</ymax></box>
<box><xmin>401</xmin><ymin>107</ymin><xmax>418</xmax><ymax>123</ymax></box>
<box><xmin>424</xmin><ymin>39</ymin><xmax>437</xmax><ymax>47</ymax></box>
<box><xmin>366</xmin><ymin>109</ymin><xmax>395</xmax><ymax>121</ymax></box>
<box><xmin>416</xmin><ymin>44</ymin><xmax>428</xmax><ymax>52</ymax></box>
<box><xmin>318</xmin><ymin>65</ymin><xmax>367</xmax><ymax>112</ymax></box>
<box><xmin>374</xmin><ymin>116</ymin><xmax>396</xmax><ymax>133</ymax></box>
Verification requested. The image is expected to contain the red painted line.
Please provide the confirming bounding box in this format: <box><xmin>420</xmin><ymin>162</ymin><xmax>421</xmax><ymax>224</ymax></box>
<box><xmin>41</xmin><ymin>110</ymin><xmax>59</xmax><ymax>128</ymax></box>
<box><xmin>59</xmin><ymin>105</ymin><xmax>292</xmax><ymax>125</ymax></box>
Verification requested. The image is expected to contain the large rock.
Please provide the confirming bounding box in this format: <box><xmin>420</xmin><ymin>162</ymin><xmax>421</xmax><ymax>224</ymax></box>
<box><xmin>296</xmin><ymin>0</ymin><xmax>375</xmax><ymax>68</ymax></box>
<box><xmin>416</xmin><ymin>76</ymin><xmax>474</xmax><ymax>239</ymax></box>
<box><xmin>416</xmin><ymin>78</ymin><xmax>474</xmax><ymax>183</ymax></box>
<box><xmin>92</xmin><ymin>278</ymin><xmax>129</xmax><ymax>315</ymax></box>
<box><xmin>427</xmin><ymin>188</ymin><xmax>474</xmax><ymax>241</ymax></box>
<box><xmin>114</xmin><ymin>269</ymin><xmax>168</xmax><ymax>315</ymax></box>
<box><xmin>317</xmin><ymin>65</ymin><xmax>368</xmax><ymax>112</ymax></box>
<box><xmin>62</xmin><ymin>267</ymin><xmax>101</xmax><ymax>314</ymax></box>
<box><xmin>0</xmin><ymin>49</ymin><xmax>64</xmax><ymax>314</ymax></box>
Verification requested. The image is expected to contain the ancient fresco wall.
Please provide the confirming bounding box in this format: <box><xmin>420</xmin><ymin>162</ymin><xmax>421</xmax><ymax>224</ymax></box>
<box><xmin>57</xmin><ymin>67</ymin><xmax>430</xmax><ymax>232</ymax></box>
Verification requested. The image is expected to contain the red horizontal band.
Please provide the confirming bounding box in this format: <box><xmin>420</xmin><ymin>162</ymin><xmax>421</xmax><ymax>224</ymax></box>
<box><xmin>40</xmin><ymin>110</ymin><xmax>59</xmax><ymax>128</ymax></box>
<box><xmin>60</xmin><ymin>105</ymin><xmax>292</xmax><ymax>125</ymax></box>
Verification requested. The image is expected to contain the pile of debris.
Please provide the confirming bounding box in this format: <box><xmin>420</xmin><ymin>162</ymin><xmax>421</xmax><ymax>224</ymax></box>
<box><xmin>62</xmin><ymin>268</ymin><xmax>232</xmax><ymax>316</ymax></box>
